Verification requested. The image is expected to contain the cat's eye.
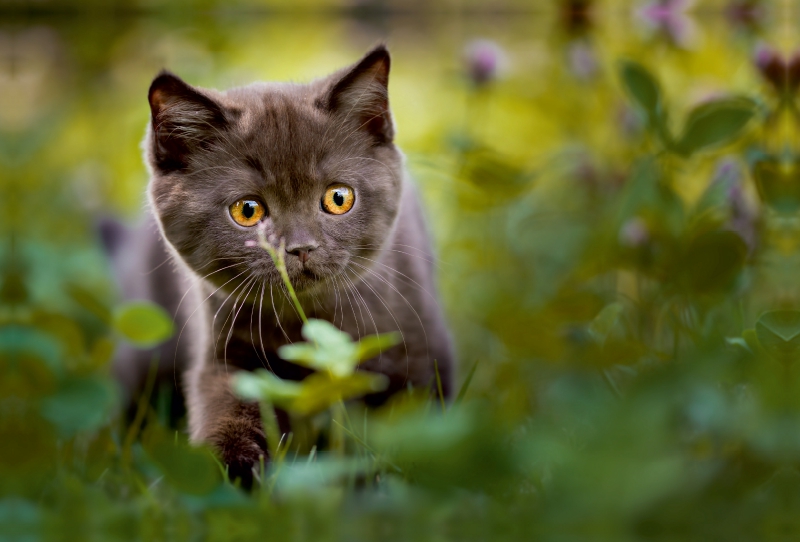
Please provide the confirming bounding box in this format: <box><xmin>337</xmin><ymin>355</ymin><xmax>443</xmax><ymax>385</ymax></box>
<box><xmin>321</xmin><ymin>184</ymin><xmax>355</xmax><ymax>215</ymax></box>
<box><xmin>229</xmin><ymin>199</ymin><xmax>266</xmax><ymax>227</ymax></box>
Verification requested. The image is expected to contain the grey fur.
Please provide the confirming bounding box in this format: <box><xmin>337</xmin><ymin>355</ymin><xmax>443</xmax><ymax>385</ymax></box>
<box><xmin>114</xmin><ymin>45</ymin><xmax>454</xmax><ymax>483</ymax></box>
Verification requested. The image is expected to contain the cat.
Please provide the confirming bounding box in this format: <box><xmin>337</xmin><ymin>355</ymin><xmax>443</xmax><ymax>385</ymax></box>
<box><xmin>105</xmin><ymin>45</ymin><xmax>454</xmax><ymax>487</ymax></box>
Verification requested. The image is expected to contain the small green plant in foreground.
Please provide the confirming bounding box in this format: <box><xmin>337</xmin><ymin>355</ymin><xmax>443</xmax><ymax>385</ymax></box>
<box><xmin>233</xmin><ymin>226</ymin><xmax>400</xmax><ymax>464</ymax></box>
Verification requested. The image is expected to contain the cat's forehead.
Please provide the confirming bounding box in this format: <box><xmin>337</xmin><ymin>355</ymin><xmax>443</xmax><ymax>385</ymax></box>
<box><xmin>221</xmin><ymin>83</ymin><xmax>349</xmax><ymax>173</ymax></box>
<box><xmin>225</xmin><ymin>83</ymin><xmax>319</xmax><ymax>129</ymax></box>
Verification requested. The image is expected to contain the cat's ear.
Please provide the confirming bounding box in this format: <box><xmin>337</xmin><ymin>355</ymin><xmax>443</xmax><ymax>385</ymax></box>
<box><xmin>148</xmin><ymin>71</ymin><xmax>226</xmax><ymax>171</ymax></box>
<box><xmin>322</xmin><ymin>45</ymin><xmax>394</xmax><ymax>144</ymax></box>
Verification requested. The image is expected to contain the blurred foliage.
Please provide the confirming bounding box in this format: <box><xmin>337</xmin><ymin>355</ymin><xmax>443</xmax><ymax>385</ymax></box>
<box><xmin>5</xmin><ymin>0</ymin><xmax>800</xmax><ymax>540</ymax></box>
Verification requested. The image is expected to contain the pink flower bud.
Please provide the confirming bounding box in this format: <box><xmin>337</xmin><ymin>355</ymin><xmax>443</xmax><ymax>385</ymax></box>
<box><xmin>619</xmin><ymin>217</ymin><xmax>649</xmax><ymax>248</ymax></box>
<box><xmin>463</xmin><ymin>39</ymin><xmax>507</xmax><ymax>86</ymax></box>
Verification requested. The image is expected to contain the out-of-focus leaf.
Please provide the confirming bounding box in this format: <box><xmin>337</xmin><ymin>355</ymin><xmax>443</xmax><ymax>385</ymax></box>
<box><xmin>458</xmin><ymin>148</ymin><xmax>530</xmax><ymax>208</ymax></box>
<box><xmin>143</xmin><ymin>424</ymin><xmax>220</xmax><ymax>495</ymax></box>
<box><xmin>0</xmin><ymin>326</ymin><xmax>62</xmax><ymax>374</ymax></box>
<box><xmin>31</xmin><ymin>311</ymin><xmax>85</xmax><ymax>361</ymax></box>
<box><xmin>588</xmin><ymin>302</ymin><xmax>624</xmax><ymax>345</ymax></box>
<box><xmin>617</xmin><ymin>158</ymin><xmax>684</xmax><ymax>234</ymax></box>
<box><xmin>674</xmin><ymin>97</ymin><xmax>757</xmax><ymax>157</ymax></box>
<box><xmin>233</xmin><ymin>370</ymin><xmax>303</xmax><ymax>405</ymax></box>
<box><xmin>741</xmin><ymin>328</ymin><xmax>770</xmax><ymax>358</ymax></box>
<box><xmin>279</xmin><ymin>319</ymin><xmax>356</xmax><ymax>376</ymax></box>
<box><xmin>755</xmin><ymin>311</ymin><xmax>800</xmax><ymax>362</ymax></box>
<box><xmin>272</xmin><ymin>457</ymin><xmax>373</xmax><ymax>496</ymax></box>
<box><xmin>619</xmin><ymin>60</ymin><xmax>661</xmax><ymax>117</ymax></box>
<box><xmin>233</xmin><ymin>369</ymin><xmax>387</xmax><ymax>417</ymax></box>
<box><xmin>40</xmin><ymin>376</ymin><xmax>116</xmax><ymax>437</ymax></box>
<box><xmin>291</xmin><ymin>371</ymin><xmax>388</xmax><ymax>416</ymax></box>
<box><xmin>89</xmin><ymin>337</ymin><xmax>115</xmax><ymax>369</ymax></box>
<box><xmin>370</xmin><ymin>406</ymin><xmax>517</xmax><ymax>492</ymax></box>
<box><xmin>691</xmin><ymin>160</ymin><xmax>743</xmax><ymax>231</ymax></box>
<box><xmin>679</xmin><ymin>230</ymin><xmax>747</xmax><ymax>294</ymax></box>
<box><xmin>302</xmin><ymin>318</ymin><xmax>351</xmax><ymax>348</ymax></box>
<box><xmin>66</xmin><ymin>282</ymin><xmax>111</xmax><ymax>323</ymax></box>
<box><xmin>355</xmin><ymin>333</ymin><xmax>400</xmax><ymax>361</ymax></box>
<box><xmin>725</xmin><ymin>337</ymin><xmax>752</xmax><ymax>353</ymax></box>
<box><xmin>279</xmin><ymin>319</ymin><xmax>398</xmax><ymax>377</ymax></box>
<box><xmin>753</xmin><ymin>157</ymin><xmax>800</xmax><ymax>214</ymax></box>
<box><xmin>112</xmin><ymin>301</ymin><xmax>174</xmax><ymax>348</ymax></box>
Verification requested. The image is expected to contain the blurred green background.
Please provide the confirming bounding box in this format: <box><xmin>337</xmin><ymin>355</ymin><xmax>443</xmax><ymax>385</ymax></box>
<box><xmin>5</xmin><ymin>0</ymin><xmax>800</xmax><ymax>540</ymax></box>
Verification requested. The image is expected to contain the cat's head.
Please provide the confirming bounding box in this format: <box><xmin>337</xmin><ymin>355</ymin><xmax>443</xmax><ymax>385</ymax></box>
<box><xmin>145</xmin><ymin>45</ymin><xmax>402</xmax><ymax>296</ymax></box>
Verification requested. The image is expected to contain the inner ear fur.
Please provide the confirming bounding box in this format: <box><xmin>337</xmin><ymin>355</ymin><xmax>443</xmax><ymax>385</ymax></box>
<box><xmin>148</xmin><ymin>71</ymin><xmax>227</xmax><ymax>171</ymax></box>
<box><xmin>322</xmin><ymin>45</ymin><xmax>394</xmax><ymax>144</ymax></box>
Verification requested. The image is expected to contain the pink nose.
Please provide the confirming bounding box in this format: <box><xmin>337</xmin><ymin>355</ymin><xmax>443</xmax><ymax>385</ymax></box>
<box><xmin>286</xmin><ymin>245</ymin><xmax>315</xmax><ymax>264</ymax></box>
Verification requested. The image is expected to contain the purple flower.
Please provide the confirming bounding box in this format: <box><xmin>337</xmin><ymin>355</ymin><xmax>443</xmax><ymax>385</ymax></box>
<box><xmin>568</xmin><ymin>40</ymin><xmax>598</xmax><ymax>80</ymax></box>
<box><xmin>753</xmin><ymin>43</ymin><xmax>800</xmax><ymax>95</ymax></box>
<box><xmin>725</xmin><ymin>0</ymin><xmax>765</xmax><ymax>30</ymax></box>
<box><xmin>711</xmin><ymin>158</ymin><xmax>760</xmax><ymax>254</ymax></box>
<box><xmin>636</xmin><ymin>0</ymin><xmax>698</xmax><ymax>48</ymax></box>
<box><xmin>464</xmin><ymin>39</ymin><xmax>508</xmax><ymax>86</ymax></box>
<box><xmin>619</xmin><ymin>217</ymin><xmax>650</xmax><ymax>248</ymax></box>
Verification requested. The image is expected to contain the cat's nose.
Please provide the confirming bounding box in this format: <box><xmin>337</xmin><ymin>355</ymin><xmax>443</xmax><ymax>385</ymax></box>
<box><xmin>286</xmin><ymin>243</ymin><xmax>317</xmax><ymax>264</ymax></box>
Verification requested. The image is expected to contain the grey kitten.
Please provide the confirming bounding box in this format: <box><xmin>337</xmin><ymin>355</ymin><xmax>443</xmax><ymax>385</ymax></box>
<box><xmin>109</xmin><ymin>45</ymin><xmax>453</xmax><ymax>486</ymax></box>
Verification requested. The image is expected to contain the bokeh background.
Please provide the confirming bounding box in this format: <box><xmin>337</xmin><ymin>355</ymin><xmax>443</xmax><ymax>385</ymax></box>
<box><xmin>5</xmin><ymin>0</ymin><xmax>800</xmax><ymax>540</ymax></box>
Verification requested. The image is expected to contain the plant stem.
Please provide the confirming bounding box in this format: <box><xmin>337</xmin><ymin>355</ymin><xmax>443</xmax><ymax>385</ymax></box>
<box><xmin>257</xmin><ymin>230</ymin><xmax>307</xmax><ymax>324</ymax></box>
<box><xmin>259</xmin><ymin>400</ymin><xmax>282</xmax><ymax>462</ymax></box>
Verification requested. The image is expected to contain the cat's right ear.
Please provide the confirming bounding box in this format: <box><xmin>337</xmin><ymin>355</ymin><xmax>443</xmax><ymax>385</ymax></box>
<box><xmin>148</xmin><ymin>71</ymin><xmax>226</xmax><ymax>171</ymax></box>
<box><xmin>321</xmin><ymin>45</ymin><xmax>394</xmax><ymax>144</ymax></box>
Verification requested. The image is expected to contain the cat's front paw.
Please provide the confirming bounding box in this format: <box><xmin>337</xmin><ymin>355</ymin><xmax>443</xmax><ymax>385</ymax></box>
<box><xmin>210</xmin><ymin>420</ymin><xmax>268</xmax><ymax>489</ymax></box>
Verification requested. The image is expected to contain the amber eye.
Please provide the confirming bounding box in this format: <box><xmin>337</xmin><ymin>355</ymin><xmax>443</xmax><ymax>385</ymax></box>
<box><xmin>229</xmin><ymin>199</ymin><xmax>266</xmax><ymax>227</ymax></box>
<box><xmin>321</xmin><ymin>184</ymin><xmax>355</xmax><ymax>215</ymax></box>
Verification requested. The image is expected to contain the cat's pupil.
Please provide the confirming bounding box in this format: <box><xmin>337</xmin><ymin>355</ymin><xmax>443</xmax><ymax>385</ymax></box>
<box><xmin>333</xmin><ymin>191</ymin><xmax>345</xmax><ymax>207</ymax></box>
<box><xmin>243</xmin><ymin>202</ymin><xmax>255</xmax><ymax>218</ymax></box>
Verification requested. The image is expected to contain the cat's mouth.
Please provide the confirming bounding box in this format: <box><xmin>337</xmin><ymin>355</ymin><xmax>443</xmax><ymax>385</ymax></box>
<box><xmin>286</xmin><ymin>267</ymin><xmax>325</xmax><ymax>292</ymax></box>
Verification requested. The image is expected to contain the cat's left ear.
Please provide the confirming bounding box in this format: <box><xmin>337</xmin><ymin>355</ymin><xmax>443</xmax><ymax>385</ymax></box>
<box><xmin>322</xmin><ymin>45</ymin><xmax>394</xmax><ymax>144</ymax></box>
<box><xmin>148</xmin><ymin>71</ymin><xmax>227</xmax><ymax>171</ymax></box>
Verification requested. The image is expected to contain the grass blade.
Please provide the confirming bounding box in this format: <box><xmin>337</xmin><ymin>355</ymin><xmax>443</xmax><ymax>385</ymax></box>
<box><xmin>455</xmin><ymin>359</ymin><xmax>479</xmax><ymax>405</ymax></box>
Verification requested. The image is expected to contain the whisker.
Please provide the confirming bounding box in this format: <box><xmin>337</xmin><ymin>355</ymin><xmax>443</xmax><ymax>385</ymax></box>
<box><xmin>223</xmin><ymin>275</ymin><xmax>259</xmax><ymax>373</ymax></box>
<box><xmin>343</xmin><ymin>270</ymin><xmax>387</xmax><ymax>367</ymax></box>
<box><xmin>171</xmin><ymin>269</ymin><xmax>249</xmax><ymax>383</ymax></box>
<box><xmin>173</xmin><ymin>261</ymin><xmax>249</xmax><ymax>321</ymax></box>
<box><xmin>351</xmin><ymin>254</ymin><xmax>441</xmax><ymax>308</ymax></box>
<box><xmin>212</xmin><ymin>274</ymin><xmax>255</xmax><ymax>374</ymax></box>
<box><xmin>351</xmin><ymin>245</ymin><xmax>443</xmax><ymax>267</ymax></box>
<box><xmin>350</xmin><ymin>261</ymin><xmax>428</xmax><ymax>355</ymax></box>
<box><xmin>270</xmin><ymin>283</ymin><xmax>291</xmax><ymax>344</ymax></box>
<box><xmin>258</xmin><ymin>282</ymin><xmax>275</xmax><ymax>371</ymax></box>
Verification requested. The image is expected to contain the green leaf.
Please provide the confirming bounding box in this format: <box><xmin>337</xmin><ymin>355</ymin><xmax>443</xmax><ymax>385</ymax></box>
<box><xmin>232</xmin><ymin>370</ymin><xmax>303</xmax><ymax>405</ymax></box>
<box><xmin>679</xmin><ymin>230</ymin><xmax>747</xmax><ymax>294</ymax></box>
<box><xmin>674</xmin><ymin>97</ymin><xmax>757</xmax><ymax>157</ymax></box>
<box><xmin>143</xmin><ymin>425</ymin><xmax>220</xmax><ymax>495</ymax></box>
<box><xmin>619</xmin><ymin>60</ymin><xmax>661</xmax><ymax>117</ymax></box>
<box><xmin>278</xmin><ymin>319</ymin><xmax>358</xmax><ymax>376</ymax></box>
<box><xmin>355</xmin><ymin>332</ymin><xmax>400</xmax><ymax>361</ymax></box>
<box><xmin>233</xmin><ymin>369</ymin><xmax>386</xmax><ymax>416</ymax></box>
<box><xmin>725</xmin><ymin>337</ymin><xmax>752</xmax><ymax>354</ymax></box>
<box><xmin>41</xmin><ymin>376</ymin><xmax>117</xmax><ymax>437</ymax></box>
<box><xmin>290</xmin><ymin>371</ymin><xmax>388</xmax><ymax>416</ymax></box>
<box><xmin>755</xmin><ymin>311</ymin><xmax>800</xmax><ymax>362</ymax></box>
<box><xmin>113</xmin><ymin>301</ymin><xmax>174</xmax><ymax>348</ymax></box>
<box><xmin>588</xmin><ymin>302</ymin><xmax>624</xmax><ymax>345</ymax></box>
<box><xmin>278</xmin><ymin>319</ymin><xmax>397</xmax><ymax>377</ymax></box>
<box><xmin>753</xmin><ymin>157</ymin><xmax>800</xmax><ymax>214</ymax></box>
<box><xmin>301</xmin><ymin>318</ymin><xmax>352</xmax><ymax>347</ymax></box>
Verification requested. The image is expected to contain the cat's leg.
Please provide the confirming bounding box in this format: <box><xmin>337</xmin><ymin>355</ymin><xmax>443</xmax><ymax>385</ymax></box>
<box><xmin>185</xmin><ymin>363</ymin><xmax>266</xmax><ymax>488</ymax></box>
